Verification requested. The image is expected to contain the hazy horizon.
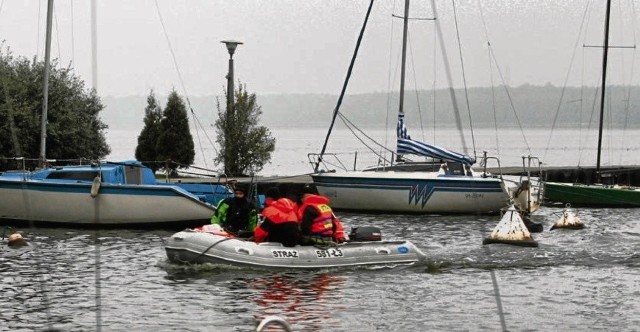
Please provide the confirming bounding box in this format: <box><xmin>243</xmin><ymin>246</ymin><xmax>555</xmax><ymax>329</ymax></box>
<box><xmin>2</xmin><ymin>1</ymin><xmax>638</xmax><ymax>99</ymax></box>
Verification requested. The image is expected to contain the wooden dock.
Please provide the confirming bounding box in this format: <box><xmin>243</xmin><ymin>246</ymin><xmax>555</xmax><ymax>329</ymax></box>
<box><xmin>493</xmin><ymin>165</ymin><xmax>640</xmax><ymax>186</ymax></box>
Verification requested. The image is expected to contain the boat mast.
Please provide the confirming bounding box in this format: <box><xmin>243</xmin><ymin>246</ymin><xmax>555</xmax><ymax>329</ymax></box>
<box><xmin>313</xmin><ymin>0</ymin><xmax>375</xmax><ymax>173</ymax></box>
<box><xmin>398</xmin><ymin>0</ymin><xmax>410</xmax><ymax>117</ymax></box>
<box><xmin>395</xmin><ymin>0</ymin><xmax>410</xmax><ymax>162</ymax></box>
<box><xmin>39</xmin><ymin>0</ymin><xmax>54</xmax><ymax>168</ymax></box>
<box><xmin>91</xmin><ymin>0</ymin><xmax>98</xmax><ymax>91</ymax></box>
<box><xmin>596</xmin><ymin>0</ymin><xmax>612</xmax><ymax>174</ymax></box>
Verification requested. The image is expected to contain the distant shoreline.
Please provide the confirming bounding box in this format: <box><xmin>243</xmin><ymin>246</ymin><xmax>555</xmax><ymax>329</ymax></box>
<box><xmin>101</xmin><ymin>84</ymin><xmax>640</xmax><ymax>132</ymax></box>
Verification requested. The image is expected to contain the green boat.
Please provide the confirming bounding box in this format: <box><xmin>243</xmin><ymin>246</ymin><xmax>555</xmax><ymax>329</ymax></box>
<box><xmin>544</xmin><ymin>0</ymin><xmax>640</xmax><ymax>207</ymax></box>
<box><xmin>544</xmin><ymin>182</ymin><xmax>640</xmax><ymax>207</ymax></box>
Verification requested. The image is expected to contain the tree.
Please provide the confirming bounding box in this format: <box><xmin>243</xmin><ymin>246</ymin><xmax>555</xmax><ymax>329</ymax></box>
<box><xmin>135</xmin><ymin>90</ymin><xmax>163</xmax><ymax>172</ymax></box>
<box><xmin>0</xmin><ymin>45</ymin><xmax>109</xmax><ymax>170</ymax></box>
<box><xmin>155</xmin><ymin>90</ymin><xmax>195</xmax><ymax>176</ymax></box>
<box><xmin>214</xmin><ymin>83</ymin><xmax>275</xmax><ymax>176</ymax></box>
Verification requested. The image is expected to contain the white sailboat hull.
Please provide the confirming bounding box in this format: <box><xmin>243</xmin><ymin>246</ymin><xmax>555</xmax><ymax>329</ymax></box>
<box><xmin>312</xmin><ymin>171</ymin><xmax>509</xmax><ymax>214</ymax></box>
<box><xmin>0</xmin><ymin>179</ymin><xmax>216</xmax><ymax>225</ymax></box>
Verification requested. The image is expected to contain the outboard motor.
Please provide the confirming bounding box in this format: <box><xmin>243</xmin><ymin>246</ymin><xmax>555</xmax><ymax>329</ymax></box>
<box><xmin>349</xmin><ymin>226</ymin><xmax>382</xmax><ymax>241</ymax></box>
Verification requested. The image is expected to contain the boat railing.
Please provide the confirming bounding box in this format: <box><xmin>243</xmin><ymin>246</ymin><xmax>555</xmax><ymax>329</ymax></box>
<box><xmin>520</xmin><ymin>155</ymin><xmax>544</xmax><ymax>197</ymax></box>
<box><xmin>0</xmin><ymin>156</ymin><xmax>94</xmax><ymax>173</ymax></box>
<box><xmin>308</xmin><ymin>152</ymin><xmax>358</xmax><ymax>173</ymax></box>
<box><xmin>479</xmin><ymin>151</ymin><xmax>504</xmax><ymax>179</ymax></box>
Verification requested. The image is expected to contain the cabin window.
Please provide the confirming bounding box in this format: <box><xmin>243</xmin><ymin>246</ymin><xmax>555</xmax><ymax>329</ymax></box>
<box><xmin>447</xmin><ymin>162</ymin><xmax>466</xmax><ymax>176</ymax></box>
<box><xmin>125</xmin><ymin>166</ymin><xmax>142</xmax><ymax>184</ymax></box>
<box><xmin>46</xmin><ymin>171</ymin><xmax>100</xmax><ymax>182</ymax></box>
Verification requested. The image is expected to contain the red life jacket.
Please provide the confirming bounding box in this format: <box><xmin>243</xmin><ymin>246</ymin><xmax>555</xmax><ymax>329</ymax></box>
<box><xmin>262</xmin><ymin>198</ymin><xmax>298</xmax><ymax>223</ymax></box>
<box><xmin>298</xmin><ymin>194</ymin><xmax>334</xmax><ymax>237</ymax></box>
<box><xmin>333</xmin><ymin>217</ymin><xmax>346</xmax><ymax>243</ymax></box>
<box><xmin>255</xmin><ymin>198</ymin><xmax>299</xmax><ymax>243</ymax></box>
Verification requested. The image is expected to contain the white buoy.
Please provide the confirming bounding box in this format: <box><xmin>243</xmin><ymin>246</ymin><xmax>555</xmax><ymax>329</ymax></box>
<box><xmin>550</xmin><ymin>204</ymin><xmax>584</xmax><ymax>230</ymax></box>
<box><xmin>483</xmin><ymin>204</ymin><xmax>538</xmax><ymax>247</ymax></box>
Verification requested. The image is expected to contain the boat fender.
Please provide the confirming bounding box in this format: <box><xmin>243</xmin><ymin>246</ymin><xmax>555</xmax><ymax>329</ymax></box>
<box><xmin>90</xmin><ymin>176</ymin><xmax>101</xmax><ymax>198</ymax></box>
<box><xmin>349</xmin><ymin>226</ymin><xmax>382</xmax><ymax>241</ymax></box>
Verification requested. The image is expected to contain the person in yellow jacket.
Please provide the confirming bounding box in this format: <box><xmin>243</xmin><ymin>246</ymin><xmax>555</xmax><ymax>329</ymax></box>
<box><xmin>210</xmin><ymin>183</ymin><xmax>257</xmax><ymax>237</ymax></box>
<box><xmin>298</xmin><ymin>184</ymin><xmax>347</xmax><ymax>245</ymax></box>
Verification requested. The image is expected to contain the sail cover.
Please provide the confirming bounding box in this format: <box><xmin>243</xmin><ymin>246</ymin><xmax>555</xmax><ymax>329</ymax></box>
<box><xmin>396</xmin><ymin>115</ymin><xmax>475</xmax><ymax>166</ymax></box>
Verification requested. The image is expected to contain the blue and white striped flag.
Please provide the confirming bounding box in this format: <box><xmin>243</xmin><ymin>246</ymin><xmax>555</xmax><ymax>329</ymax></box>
<box><xmin>397</xmin><ymin>114</ymin><xmax>411</xmax><ymax>140</ymax></box>
<box><xmin>396</xmin><ymin>115</ymin><xmax>475</xmax><ymax>166</ymax></box>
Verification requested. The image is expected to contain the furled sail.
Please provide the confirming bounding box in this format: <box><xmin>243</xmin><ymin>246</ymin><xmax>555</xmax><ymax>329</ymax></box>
<box><xmin>396</xmin><ymin>115</ymin><xmax>475</xmax><ymax>165</ymax></box>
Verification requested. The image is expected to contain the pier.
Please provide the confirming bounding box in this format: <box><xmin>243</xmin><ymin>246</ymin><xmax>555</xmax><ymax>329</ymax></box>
<box><xmin>496</xmin><ymin>165</ymin><xmax>640</xmax><ymax>186</ymax></box>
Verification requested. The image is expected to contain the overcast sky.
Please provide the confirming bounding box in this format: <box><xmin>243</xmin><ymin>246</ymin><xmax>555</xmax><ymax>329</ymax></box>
<box><xmin>0</xmin><ymin>0</ymin><xmax>638</xmax><ymax>98</ymax></box>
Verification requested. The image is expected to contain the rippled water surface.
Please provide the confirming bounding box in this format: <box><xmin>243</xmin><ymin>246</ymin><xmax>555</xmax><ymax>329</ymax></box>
<box><xmin>2</xmin><ymin>206</ymin><xmax>640</xmax><ymax>331</ymax></box>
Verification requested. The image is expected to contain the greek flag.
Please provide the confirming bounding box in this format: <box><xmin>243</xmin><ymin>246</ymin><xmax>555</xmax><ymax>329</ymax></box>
<box><xmin>396</xmin><ymin>115</ymin><xmax>475</xmax><ymax>166</ymax></box>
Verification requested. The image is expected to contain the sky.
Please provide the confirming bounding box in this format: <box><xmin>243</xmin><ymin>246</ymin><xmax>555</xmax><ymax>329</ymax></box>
<box><xmin>0</xmin><ymin>0</ymin><xmax>638</xmax><ymax>98</ymax></box>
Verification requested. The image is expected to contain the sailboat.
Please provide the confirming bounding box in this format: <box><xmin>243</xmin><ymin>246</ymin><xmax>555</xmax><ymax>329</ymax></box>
<box><xmin>543</xmin><ymin>0</ymin><xmax>640</xmax><ymax>207</ymax></box>
<box><xmin>0</xmin><ymin>1</ymin><xmax>231</xmax><ymax>227</ymax></box>
<box><xmin>309</xmin><ymin>0</ymin><xmax>517</xmax><ymax>214</ymax></box>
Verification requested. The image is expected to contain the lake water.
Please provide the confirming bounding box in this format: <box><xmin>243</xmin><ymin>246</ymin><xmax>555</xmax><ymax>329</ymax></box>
<box><xmin>2</xmin><ymin>207</ymin><xmax>639</xmax><ymax>331</ymax></box>
<box><xmin>2</xmin><ymin>127</ymin><xmax>640</xmax><ymax>331</ymax></box>
<box><xmin>104</xmin><ymin>127</ymin><xmax>640</xmax><ymax>177</ymax></box>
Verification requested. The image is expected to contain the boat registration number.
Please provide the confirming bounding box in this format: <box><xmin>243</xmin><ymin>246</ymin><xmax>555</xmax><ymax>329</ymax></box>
<box><xmin>272</xmin><ymin>250</ymin><xmax>299</xmax><ymax>258</ymax></box>
<box><xmin>316</xmin><ymin>248</ymin><xmax>344</xmax><ymax>258</ymax></box>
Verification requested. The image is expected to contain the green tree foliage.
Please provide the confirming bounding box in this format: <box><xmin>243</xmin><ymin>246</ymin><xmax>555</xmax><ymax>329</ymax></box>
<box><xmin>135</xmin><ymin>90</ymin><xmax>163</xmax><ymax>172</ymax></box>
<box><xmin>214</xmin><ymin>83</ymin><xmax>275</xmax><ymax>176</ymax></box>
<box><xmin>155</xmin><ymin>90</ymin><xmax>195</xmax><ymax>176</ymax></box>
<box><xmin>0</xmin><ymin>46</ymin><xmax>109</xmax><ymax>169</ymax></box>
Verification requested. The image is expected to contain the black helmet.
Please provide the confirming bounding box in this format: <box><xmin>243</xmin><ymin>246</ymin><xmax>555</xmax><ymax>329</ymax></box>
<box><xmin>302</xmin><ymin>184</ymin><xmax>317</xmax><ymax>194</ymax></box>
<box><xmin>265</xmin><ymin>187</ymin><xmax>281</xmax><ymax>200</ymax></box>
<box><xmin>234</xmin><ymin>183</ymin><xmax>249</xmax><ymax>194</ymax></box>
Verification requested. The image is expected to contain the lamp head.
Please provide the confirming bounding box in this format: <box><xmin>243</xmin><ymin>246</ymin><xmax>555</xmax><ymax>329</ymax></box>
<box><xmin>221</xmin><ymin>40</ymin><xmax>243</xmax><ymax>56</ymax></box>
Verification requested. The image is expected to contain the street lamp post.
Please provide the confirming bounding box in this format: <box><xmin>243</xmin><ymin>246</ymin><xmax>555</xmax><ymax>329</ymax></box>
<box><xmin>221</xmin><ymin>40</ymin><xmax>242</xmax><ymax>175</ymax></box>
<box><xmin>221</xmin><ymin>40</ymin><xmax>243</xmax><ymax>114</ymax></box>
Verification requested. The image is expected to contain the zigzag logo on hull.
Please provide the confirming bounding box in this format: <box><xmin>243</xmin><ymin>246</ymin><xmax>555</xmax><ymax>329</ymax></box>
<box><xmin>408</xmin><ymin>183</ymin><xmax>436</xmax><ymax>208</ymax></box>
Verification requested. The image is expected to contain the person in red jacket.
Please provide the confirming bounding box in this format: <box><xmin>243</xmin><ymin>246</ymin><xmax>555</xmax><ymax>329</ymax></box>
<box><xmin>298</xmin><ymin>184</ymin><xmax>347</xmax><ymax>245</ymax></box>
<box><xmin>254</xmin><ymin>187</ymin><xmax>300</xmax><ymax>247</ymax></box>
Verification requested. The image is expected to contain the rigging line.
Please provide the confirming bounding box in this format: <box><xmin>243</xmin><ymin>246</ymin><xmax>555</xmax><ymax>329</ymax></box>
<box><xmin>314</xmin><ymin>0</ymin><xmax>375</xmax><ymax>173</ymax></box>
<box><xmin>338</xmin><ymin>112</ymin><xmax>395</xmax><ymax>164</ymax></box>
<box><xmin>53</xmin><ymin>2</ymin><xmax>61</xmax><ymax>61</ymax></box>
<box><xmin>477</xmin><ymin>3</ymin><xmax>499</xmax><ymax>157</ymax></box>
<box><xmin>578</xmin><ymin>77</ymin><xmax>602</xmax><ymax>169</ymax></box>
<box><xmin>338</xmin><ymin>112</ymin><xmax>396</xmax><ymax>156</ymax></box>
<box><xmin>383</xmin><ymin>0</ymin><xmax>398</xmax><ymax>156</ymax></box>
<box><xmin>37</xmin><ymin>0</ymin><xmax>42</xmax><ymax>58</ymax></box>
<box><xmin>153</xmin><ymin>0</ymin><xmax>188</xmax><ymax>100</ymax></box>
<box><xmin>450</xmin><ymin>0</ymin><xmax>476</xmax><ymax>159</ymax></box>
<box><xmin>431</xmin><ymin>16</ymin><xmax>437</xmax><ymax>145</ymax></box>
<box><xmin>430</xmin><ymin>0</ymin><xmax>468</xmax><ymax>156</ymax></box>
<box><xmin>153</xmin><ymin>0</ymin><xmax>213</xmax><ymax>173</ymax></box>
<box><xmin>70</xmin><ymin>0</ymin><xmax>75</xmax><ymax>66</ymax></box>
<box><xmin>620</xmin><ymin>1</ymin><xmax>637</xmax><ymax>164</ymax></box>
<box><xmin>542</xmin><ymin>3</ymin><xmax>589</xmax><ymax>164</ymax></box>
<box><xmin>488</xmin><ymin>47</ymin><xmax>531</xmax><ymax>153</ymax></box>
<box><xmin>488</xmin><ymin>47</ymin><xmax>500</xmax><ymax>157</ymax></box>
<box><xmin>189</xmin><ymin>109</ymin><xmax>215</xmax><ymax>171</ymax></box>
<box><xmin>407</xmin><ymin>29</ymin><xmax>427</xmax><ymax>143</ymax></box>
<box><xmin>475</xmin><ymin>2</ymin><xmax>531</xmax><ymax>155</ymax></box>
